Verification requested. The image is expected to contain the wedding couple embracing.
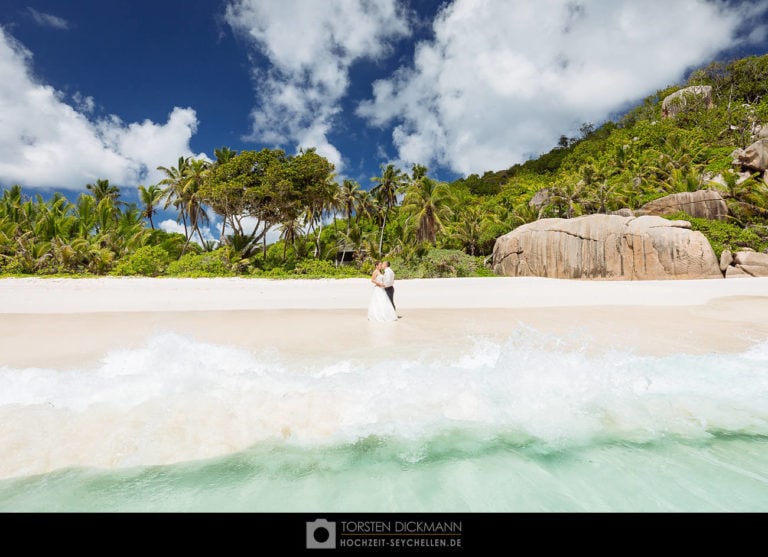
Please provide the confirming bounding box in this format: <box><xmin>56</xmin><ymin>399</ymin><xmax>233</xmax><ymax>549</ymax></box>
<box><xmin>367</xmin><ymin>261</ymin><xmax>398</xmax><ymax>322</ymax></box>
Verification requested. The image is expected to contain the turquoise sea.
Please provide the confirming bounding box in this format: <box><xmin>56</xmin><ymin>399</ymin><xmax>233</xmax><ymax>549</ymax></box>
<box><xmin>1</xmin><ymin>330</ymin><xmax>767</xmax><ymax>512</ymax></box>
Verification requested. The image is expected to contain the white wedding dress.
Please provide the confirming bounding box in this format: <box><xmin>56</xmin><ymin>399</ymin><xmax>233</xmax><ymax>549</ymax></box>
<box><xmin>367</xmin><ymin>276</ymin><xmax>398</xmax><ymax>321</ymax></box>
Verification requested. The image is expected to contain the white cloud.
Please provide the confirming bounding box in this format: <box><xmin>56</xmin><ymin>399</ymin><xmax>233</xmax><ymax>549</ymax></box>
<box><xmin>357</xmin><ymin>0</ymin><xmax>768</xmax><ymax>176</ymax></box>
<box><xmin>237</xmin><ymin>217</ymin><xmax>282</xmax><ymax>245</ymax></box>
<box><xmin>26</xmin><ymin>7</ymin><xmax>69</xmax><ymax>30</ymax></box>
<box><xmin>0</xmin><ymin>27</ymin><xmax>202</xmax><ymax>190</ymax></box>
<box><xmin>71</xmin><ymin>92</ymin><xmax>95</xmax><ymax>114</ymax></box>
<box><xmin>224</xmin><ymin>0</ymin><xmax>410</xmax><ymax>171</ymax></box>
<box><xmin>158</xmin><ymin>219</ymin><xmax>219</xmax><ymax>246</ymax></box>
<box><xmin>161</xmin><ymin>215</ymin><xmax>283</xmax><ymax>246</ymax></box>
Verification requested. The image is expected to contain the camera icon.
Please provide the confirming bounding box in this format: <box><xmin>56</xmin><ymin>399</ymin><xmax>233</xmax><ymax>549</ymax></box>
<box><xmin>306</xmin><ymin>519</ymin><xmax>336</xmax><ymax>549</ymax></box>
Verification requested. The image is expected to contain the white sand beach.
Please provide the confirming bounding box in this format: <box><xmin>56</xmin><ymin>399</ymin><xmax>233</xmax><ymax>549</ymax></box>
<box><xmin>1</xmin><ymin>276</ymin><xmax>768</xmax><ymax>368</ymax></box>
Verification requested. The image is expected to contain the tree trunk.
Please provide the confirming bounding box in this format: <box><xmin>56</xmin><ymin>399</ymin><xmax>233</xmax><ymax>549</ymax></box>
<box><xmin>345</xmin><ymin>203</ymin><xmax>353</xmax><ymax>238</ymax></box>
<box><xmin>378</xmin><ymin>211</ymin><xmax>387</xmax><ymax>256</ymax></box>
<box><xmin>180</xmin><ymin>212</ymin><xmax>190</xmax><ymax>255</ymax></box>
<box><xmin>315</xmin><ymin>216</ymin><xmax>323</xmax><ymax>258</ymax></box>
<box><xmin>262</xmin><ymin>224</ymin><xmax>270</xmax><ymax>258</ymax></box>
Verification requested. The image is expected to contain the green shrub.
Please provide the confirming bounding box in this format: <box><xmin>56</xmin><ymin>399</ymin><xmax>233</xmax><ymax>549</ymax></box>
<box><xmin>0</xmin><ymin>256</ymin><xmax>28</xmax><ymax>275</ymax></box>
<box><xmin>473</xmin><ymin>260</ymin><xmax>498</xmax><ymax>277</ymax></box>
<box><xmin>254</xmin><ymin>267</ymin><xmax>292</xmax><ymax>278</ymax></box>
<box><xmin>292</xmin><ymin>258</ymin><xmax>366</xmax><ymax>278</ymax></box>
<box><xmin>704</xmin><ymin>147</ymin><xmax>739</xmax><ymax>175</ymax></box>
<box><xmin>664</xmin><ymin>212</ymin><xmax>768</xmax><ymax>257</ymax></box>
<box><xmin>390</xmin><ymin>249</ymin><xmax>491</xmax><ymax>278</ymax></box>
<box><xmin>166</xmin><ymin>248</ymin><xmax>233</xmax><ymax>276</ymax></box>
<box><xmin>114</xmin><ymin>245</ymin><xmax>170</xmax><ymax>276</ymax></box>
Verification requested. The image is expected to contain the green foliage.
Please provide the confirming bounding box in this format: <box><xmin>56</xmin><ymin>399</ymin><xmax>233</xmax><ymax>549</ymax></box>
<box><xmin>390</xmin><ymin>249</ymin><xmax>489</xmax><ymax>279</ymax></box>
<box><xmin>251</xmin><ymin>266</ymin><xmax>292</xmax><ymax>278</ymax></box>
<box><xmin>145</xmin><ymin>229</ymin><xmax>189</xmax><ymax>260</ymax></box>
<box><xmin>291</xmin><ymin>258</ymin><xmax>366</xmax><ymax>278</ymax></box>
<box><xmin>664</xmin><ymin>212</ymin><xmax>768</xmax><ymax>257</ymax></box>
<box><xmin>455</xmin><ymin>171</ymin><xmax>506</xmax><ymax>195</ymax></box>
<box><xmin>166</xmin><ymin>248</ymin><xmax>234</xmax><ymax>276</ymax></box>
<box><xmin>694</xmin><ymin>56</ymin><xmax>768</xmax><ymax>104</ymax></box>
<box><xmin>7</xmin><ymin>53</ymin><xmax>768</xmax><ymax>280</ymax></box>
<box><xmin>704</xmin><ymin>147</ymin><xmax>739</xmax><ymax>174</ymax></box>
<box><xmin>470</xmin><ymin>258</ymin><xmax>497</xmax><ymax>277</ymax></box>
<box><xmin>114</xmin><ymin>245</ymin><xmax>170</xmax><ymax>276</ymax></box>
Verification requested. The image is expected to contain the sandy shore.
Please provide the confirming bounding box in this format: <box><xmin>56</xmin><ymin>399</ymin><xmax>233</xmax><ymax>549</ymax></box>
<box><xmin>1</xmin><ymin>277</ymin><xmax>768</xmax><ymax>367</ymax></box>
<box><xmin>1</xmin><ymin>276</ymin><xmax>768</xmax><ymax>481</ymax></box>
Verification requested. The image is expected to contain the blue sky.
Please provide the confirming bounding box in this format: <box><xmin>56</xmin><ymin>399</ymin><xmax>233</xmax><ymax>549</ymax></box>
<box><xmin>2</xmin><ymin>1</ymin><xmax>768</xmax><ymax>219</ymax></box>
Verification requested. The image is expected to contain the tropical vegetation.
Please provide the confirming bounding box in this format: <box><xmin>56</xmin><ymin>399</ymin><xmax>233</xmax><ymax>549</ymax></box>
<box><xmin>2</xmin><ymin>55</ymin><xmax>768</xmax><ymax>278</ymax></box>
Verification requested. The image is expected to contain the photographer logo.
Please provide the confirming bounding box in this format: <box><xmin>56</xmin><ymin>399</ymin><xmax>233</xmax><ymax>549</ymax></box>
<box><xmin>306</xmin><ymin>519</ymin><xmax>336</xmax><ymax>549</ymax></box>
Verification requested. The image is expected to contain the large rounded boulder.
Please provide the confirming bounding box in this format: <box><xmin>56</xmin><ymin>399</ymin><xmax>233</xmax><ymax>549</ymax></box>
<box><xmin>492</xmin><ymin>214</ymin><xmax>722</xmax><ymax>280</ymax></box>
<box><xmin>635</xmin><ymin>190</ymin><xmax>728</xmax><ymax>220</ymax></box>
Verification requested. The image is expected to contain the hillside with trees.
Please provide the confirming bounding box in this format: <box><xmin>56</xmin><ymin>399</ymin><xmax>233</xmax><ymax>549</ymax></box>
<box><xmin>2</xmin><ymin>54</ymin><xmax>768</xmax><ymax>278</ymax></box>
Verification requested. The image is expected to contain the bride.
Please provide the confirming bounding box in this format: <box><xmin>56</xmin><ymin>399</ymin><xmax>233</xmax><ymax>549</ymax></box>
<box><xmin>368</xmin><ymin>261</ymin><xmax>398</xmax><ymax>321</ymax></box>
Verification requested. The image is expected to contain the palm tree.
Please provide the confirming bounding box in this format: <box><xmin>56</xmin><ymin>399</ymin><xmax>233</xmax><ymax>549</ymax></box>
<box><xmin>72</xmin><ymin>194</ymin><xmax>97</xmax><ymax>238</ymax></box>
<box><xmin>35</xmin><ymin>193</ymin><xmax>74</xmax><ymax>242</ymax></box>
<box><xmin>14</xmin><ymin>232</ymin><xmax>52</xmax><ymax>273</ymax></box>
<box><xmin>355</xmin><ymin>189</ymin><xmax>379</xmax><ymax>226</ymax></box>
<box><xmin>183</xmin><ymin>158</ymin><xmax>211</xmax><ymax>247</ymax></box>
<box><xmin>411</xmin><ymin>163</ymin><xmax>428</xmax><ymax>181</ymax></box>
<box><xmin>115</xmin><ymin>205</ymin><xmax>149</xmax><ymax>255</ymax></box>
<box><xmin>338</xmin><ymin>179</ymin><xmax>361</xmax><ymax>237</ymax></box>
<box><xmin>278</xmin><ymin>209</ymin><xmax>304</xmax><ymax>262</ymax></box>
<box><xmin>158</xmin><ymin>156</ymin><xmax>191</xmax><ymax>249</ymax></box>
<box><xmin>302</xmin><ymin>174</ymin><xmax>338</xmax><ymax>258</ymax></box>
<box><xmin>371</xmin><ymin>164</ymin><xmax>407</xmax><ymax>254</ymax></box>
<box><xmin>647</xmin><ymin>131</ymin><xmax>708</xmax><ymax>188</ymax></box>
<box><xmin>587</xmin><ymin>179</ymin><xmax>623</xmax><ymax>214</ymax></box>
<box><xmin>86</xmin><ymin>179</ymin><xmax>121</xmax><ymax>204</ymax></box>
<box><xmin>0</xmin><ymin>185</ymin><xmax>24</xmax><ymax>226</ymax></box>
<box><xmin>449</xmin><ymin>205</ymin><xmax>500</xmax><ymax>256</ymax></box>
<box><xmin>93</xmin><ymin>197</ymin><xmax>118</xmax><ymax>240</ymax></box>
<box><xmin>137</xmin><ymin>184</ymin><xmax>164</xmax><ymax>229</ymax></box>
<box><xmin>213</xmin><ymin>146</ymin><xmax>237</xmax><ymax>165</ymax></box>
<box><xmin>546</xmin><ymin>178</ymin><xmax>588</xmax><ymax>219</ymax></box>
<box><xmin>400</xmin><ymin>176</ymin><xmax>453</xmax><ymax>244</ymax></box>
<box><xmin>708</xmin><ymin>170</ymin><xmax>768</xmax><ymax>221</ymax></box>
<box><xmin>666</xmin><ymin>168</ymin><xmax>705</xmax><ymax>194</ymax></box>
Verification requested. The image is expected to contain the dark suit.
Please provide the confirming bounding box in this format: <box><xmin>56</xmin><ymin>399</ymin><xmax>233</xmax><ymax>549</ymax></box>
<box><xmin>384</xmin><ymin>286</ymin><xmax>395</xmax><ymax>309</ymax></box>
<box><xmin>383</xmin><ymin>267</ymin><xmax>395</xmax><ymax>310</ymax></box>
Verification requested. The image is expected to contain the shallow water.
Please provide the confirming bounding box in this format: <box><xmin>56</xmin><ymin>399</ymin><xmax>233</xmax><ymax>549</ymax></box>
<box><xmin>1</xmin><ymin>329</ymin><xmax>767</xmax><ymax>511</ymax></box>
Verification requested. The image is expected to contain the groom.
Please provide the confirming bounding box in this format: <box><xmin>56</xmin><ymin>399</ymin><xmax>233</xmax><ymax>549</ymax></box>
<box><xmin>381</xmin><ymin>261</ymin><xmax>395</xmax><ymax>310</ymax></box>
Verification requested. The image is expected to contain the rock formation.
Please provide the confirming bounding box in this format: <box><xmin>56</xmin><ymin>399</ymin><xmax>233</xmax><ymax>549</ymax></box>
<box><xmin>729</xmin><ymin>250</ymin><xmax>768</xmax><ymax>277</ymax></box>
<box><xmin>725</xmin><ymin>265</ymin><xmax>751</xmax><ymax>278</ymax></box>
<box><xmin>752</xmin><ymin>123</ymin><xmax>768</xmax><ymax>140</ymax></box>
<box><xmin>492</xmin><ymin>214</ymin><xmax>722</xmax><ymax>280</ymax></box>
<box><xmin>611</xmin><ymin>208</ymin><xmax>635</xmax><ymax>217</ymax></box>
<box><xmin>635</xmin><ymin>190</ymin><xmax>728</xmax><ymax>220</ymax></box>
<box><xmin>719</xmin><ymin>249</ymin><xmax>733</xmax><ymax>272</ymax></box>
<box><xmin>661</xmin><ymin>85</ymin><xmax>713</xmax><ymax>118</ymax></box>
<box><xmin>529</xmin><ymin>188</ymin><xmax>553</xmax><ymax>211</ymax></box>
<box><xmin>732</xmin><ymin>139</ymin><xmax>768</xmax><ymax>172</ymax></box>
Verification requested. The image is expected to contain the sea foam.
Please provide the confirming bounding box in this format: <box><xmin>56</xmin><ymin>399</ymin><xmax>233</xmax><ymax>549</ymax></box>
<box><xmin>1</xmin><ymin>329</ymin><xmax>767</xmax><ymax>479</ymax></box>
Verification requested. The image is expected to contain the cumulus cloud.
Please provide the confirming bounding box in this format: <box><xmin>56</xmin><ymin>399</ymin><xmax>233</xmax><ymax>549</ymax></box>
<box><xmin>0</xmin><ymin>27</ymin><xmax>202</xmax><ymax>190</ymax></box>
<box><xmin>224</xmin><ymin>0</ymin><xmax>410</xmax><ymax>171</ymax></box>
<box><xmin>26</xmin><ymin>7</ymin><xmax>70</xmax><ymax>30</ymax></box>
<box><xmin>357</xmin><ymin>0</ymin><xmax>768</xmax><ymax>176</ymax></box>
<box><xmin>160</xmin><ymin>215</ymin><xmax>284</xmax><ymax>246</ymax></box>
<box><xmin>158</xmin><ymin>219</ymin><xmax>219</xmax><ymax>246</ymax></box>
